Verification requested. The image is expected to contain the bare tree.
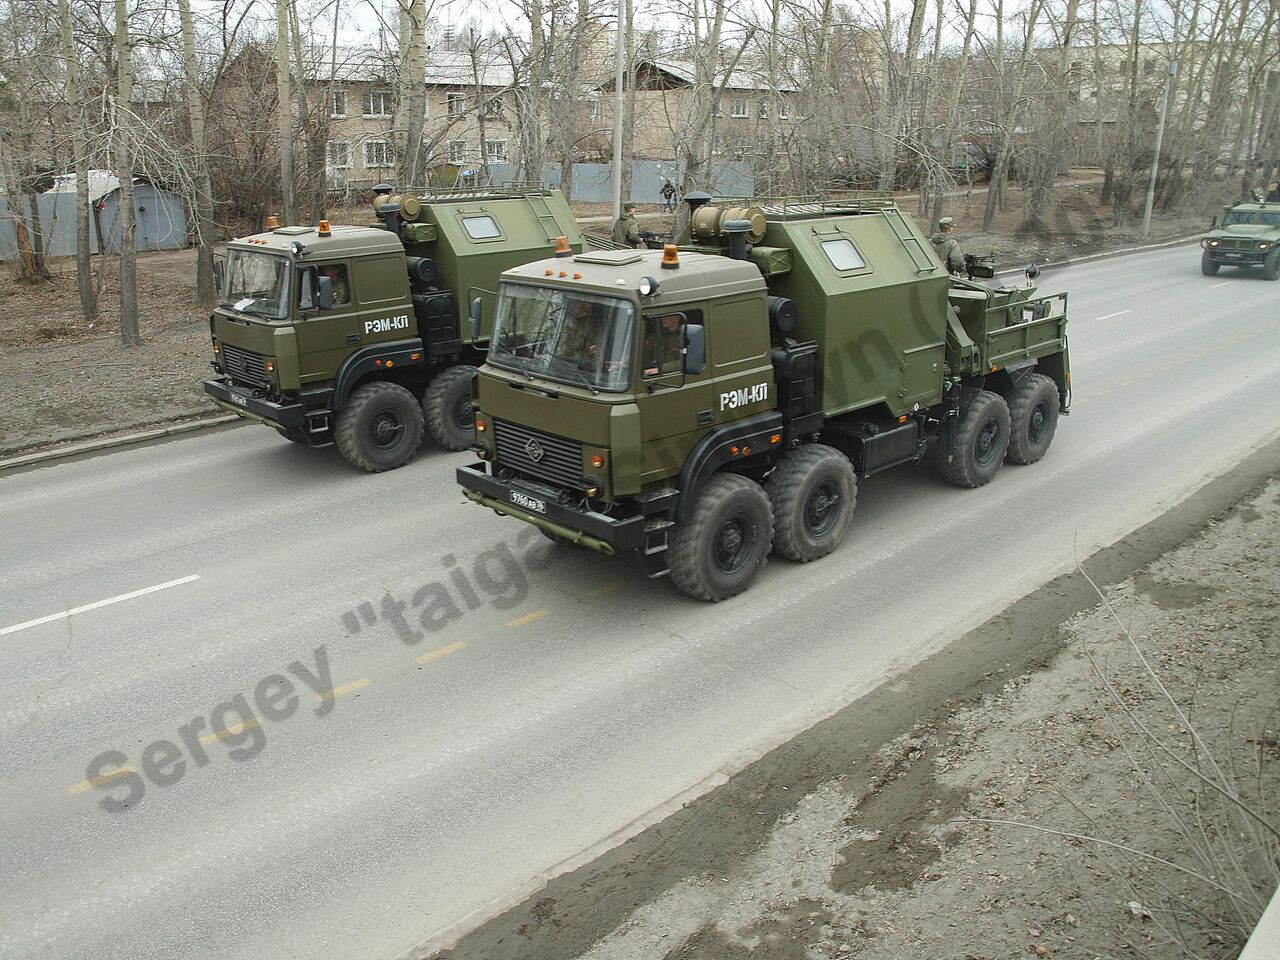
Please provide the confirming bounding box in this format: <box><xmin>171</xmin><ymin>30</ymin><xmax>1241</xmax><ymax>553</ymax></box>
<box><xmin>275</xmin><ymin>0</ymin><xmax>297</xmax><ymax>221</ymax></box>
<box><xmin>114</xmin><ymin>0</ymin><xmax>140</xmax><ymax>346</ymax></box>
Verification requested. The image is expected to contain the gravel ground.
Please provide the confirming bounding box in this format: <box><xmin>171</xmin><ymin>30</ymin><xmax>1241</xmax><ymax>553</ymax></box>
<box><xmin>428</xmin><ymin>462</ymin><xmax>1280</xmax><ymax>960</ymax></box>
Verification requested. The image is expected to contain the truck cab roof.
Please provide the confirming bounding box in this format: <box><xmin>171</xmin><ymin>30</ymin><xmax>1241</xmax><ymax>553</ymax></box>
<box><xmin>227</xmin><ymin>224</ymin><xmax>404</xmax><ymax>259</ymax></box>
<box><xmin>501</xmin><ymin>248</ymin><xmax>766</xmax><ymax>303</ymax></box>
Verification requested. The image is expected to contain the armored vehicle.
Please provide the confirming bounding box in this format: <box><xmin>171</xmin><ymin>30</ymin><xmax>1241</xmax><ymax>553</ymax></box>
<box><xmin>203</xmin><ymin>186</ymin><xmax>587</xmax><ymax>471</ymax></box>
<box><xmin>1200</xmin><ymin>201</ymin><xmax>1280</xmax><ymax>280</ymax></box>
<box><xmin>457</xmin><ymin>195</ymin><xmax>1071</xmax><ymax>600</ymax></box>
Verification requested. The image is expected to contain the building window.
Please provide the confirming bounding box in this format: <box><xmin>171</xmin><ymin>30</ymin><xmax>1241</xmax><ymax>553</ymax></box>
<box><xmin>447</xmin><ymin>93</ymin><xmax>466</xmax><ymax>117</ymax></box>
<box><xmin>711</xmin><ymin>135</ymin><xmax>723</xmax><ymax>155</ymax></box>
<box><xmin>485</xmin><ymin>139</ymin><xmax>507</xmax><ymax>163</ymax></box>
<box><xmin>730</xmin><ymin>99</ymin><xmax>748</xmax><ymax>118</ymax></box>
<box><xmin>423</xmin><ymin>96</ymin><xmax>430</xmax><ymax>119</ymax></box>
<box><xmin>331</xmin><ymin>90</ymin><xmax>347</xmax><ymax>118</ymax></box>
<box><xmin>327</xmin><ymin>140</ymin><xmax>351</xmax><ymax>168</ymax></box>
<box><xmin>363</xmin><ymin>139</ymin><xmax>393</xmax><ymax>169</ymax></box>
<box><xmin>363</xmin><ymin>90</ymin><xmax>392</xmax><ymax>117</ymax></box>
<box><xmin>448</xmin><ymin>139</ymin><xmax>467</xmax><ymax>164</ymax></box>
<box><xmin>758</xmin><ymin>102</ymin><xmax>768</xmax><ymax>119</ymax></box>
<box><xmin>778</xmin><ymin>100</ymin><xmax>790</xmax><ymax>119</ymax></box>
<box><xmin>483</xmin><ymin>96</ymin><xmax>503</xmax><ymax>119</ymax></box>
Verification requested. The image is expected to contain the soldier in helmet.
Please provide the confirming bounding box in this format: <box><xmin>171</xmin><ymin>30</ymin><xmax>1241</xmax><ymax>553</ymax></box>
<box><xmin>930</xmin><ymin>217</ymin><xmax>966</xmax><ymax>276</ymax></box>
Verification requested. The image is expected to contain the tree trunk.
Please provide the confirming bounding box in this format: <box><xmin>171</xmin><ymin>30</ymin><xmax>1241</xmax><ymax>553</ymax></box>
<box><xmin>619</xmin><ymin>0</ymin><xmax>637</xmax><ymax>204</ymax></box>
<box><xmin>275</xmin><ymin>0</ymin><xmax>297</xmax><ymax>223</ymax></box>
<box><xmin>395</xmin><ymin>0</ymin><xmax>428</xmax><ymax>187</ymax></box>
<box><xmin>934</xmin><ymin>0</ymin><xmax>978</xmax><ymax>224</ymax></box>
<box><xmin>60</xmin><ymin>0</ymin><xmax>97</xmax><ymax>320</ymax></box>
<box><xmin>178</xmin><ymin>0</ymin><xmax>217</xmax><ymax>307</ymax></box>
<box><xmin>115</xmin><ymin>0</ymin><xmax>140</xmax><ymax>347</ymax></box>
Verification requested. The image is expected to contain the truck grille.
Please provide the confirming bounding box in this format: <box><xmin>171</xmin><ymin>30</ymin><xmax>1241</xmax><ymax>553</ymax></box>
<box><xmin>1220</xmin><ymin>238</ymin><xmax>1257</xmax><ymax>252</ymax></box>
<box><xmin>222</xmin><ymin>343</ymin><xmax>272</xmax><ymax>390</ymax></box>
<box><xmin>494</xmin><ymin>420</ymin><xmax>583</xmax><ymax>489</ymax></box>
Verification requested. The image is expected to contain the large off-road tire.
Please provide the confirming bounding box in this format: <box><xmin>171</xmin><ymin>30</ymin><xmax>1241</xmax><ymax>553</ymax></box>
<box><xmin>765</xmin><ymin>444</ymin><xmax>857</xmax><ymax>562</ymax></box>
<box><xmin>423</xmin><ymin>365</ymin><xmax>478</xmax><ymax>450</ymax></box>
<box><xmin>334</xmin><ymin>381</ymin><xmax>424</xmax><ymax>472</ymax></box>
<box><xmin>669</xmin><ymin>474</ymin><xmax>774</xmax><ymax>602</ymax></box>
<box><xmin>1263</xmin><ymin>250</ymin><xmax>1280</xmax><ymax>281</ymax></box>
<box><xmin>1004</xmin><ymin>373</ymin><xmax>1060</xmax><ymax>466</ymax></box>
<box><xmin>1201</xmin><ymin>251</ymin><xmax>1220</xmax><ymax>276</ymax></box>
<box><xmin>938</xmin><ymin>390</ymin><xmax>1010</xmax><ymax>489</ymax></box>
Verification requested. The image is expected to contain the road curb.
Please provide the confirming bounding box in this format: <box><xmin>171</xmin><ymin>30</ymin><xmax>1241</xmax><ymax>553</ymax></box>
<box><xmin>996</xmin><ymin>232</ymin><xmax>1203</xmax><ymax>277</ymax></box>
<box><xmin>0</xmin><ymin>415</ymin><xmax>240</xmax><ymax>473</ymax></box>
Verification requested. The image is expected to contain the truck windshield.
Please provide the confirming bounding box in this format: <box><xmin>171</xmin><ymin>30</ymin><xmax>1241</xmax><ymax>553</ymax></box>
<box><xmin>1224</xmin><ymin>211</ymin><xmax>1280</xmax><ymax>226</ymax></box>
<box><xmin>489</xmin><ymin>285</ymin><xmax>635</xmax><ymax>393</ymax></box>
<box><xmin>222</xmin><ymin>250</ymin><xmax>290</xmax><ymax>319</ymax></box>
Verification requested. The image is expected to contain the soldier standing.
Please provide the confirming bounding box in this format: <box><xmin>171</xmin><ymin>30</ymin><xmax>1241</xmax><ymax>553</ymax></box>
<box><xmin>930</xmin><ymin>217</ymin><xmax>966</xmax><ymax>276</ymax></box>
<box><xmin>613</xmin><ymin>203</ymin><xmax>643</xmax><ymax>248</ymax></box>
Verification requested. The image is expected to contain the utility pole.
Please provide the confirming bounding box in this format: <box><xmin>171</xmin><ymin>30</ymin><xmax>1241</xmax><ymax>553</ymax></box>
<box><xmin>1141</xmin><ymin>40</ymin><xmax>1177</xmax><ymax>238</ymax></box>
<box><xmin>610</xmin><ymin>0</ymin><xmax>626</xmax><ymax>221</ymax></box>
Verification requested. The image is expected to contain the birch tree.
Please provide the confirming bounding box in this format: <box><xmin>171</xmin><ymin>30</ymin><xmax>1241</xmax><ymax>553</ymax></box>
<box><xmin>114</xmin><ymin>0</ymin><xmax>140</xmax><ymax>346</ymax></box>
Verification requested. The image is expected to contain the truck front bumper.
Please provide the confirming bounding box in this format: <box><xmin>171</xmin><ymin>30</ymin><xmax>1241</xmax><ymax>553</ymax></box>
<box><xmin>457</xmin><ymin>462</ymin><xmax>647</xmax><ymax>555</ymax></box>
<box><xmin>202</xmin><ymin>378</ymin><xmax>306</xmax><ymax>429</ymax></box>
<box><xmin>1204</xmin><ymin>248</ymin><xmax>1269</xmax><ymax>264</ymax></box>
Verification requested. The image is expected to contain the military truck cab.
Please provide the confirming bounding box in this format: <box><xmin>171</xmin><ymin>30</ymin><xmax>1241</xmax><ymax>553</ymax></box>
<box><xmin>459</xmin><ymin>197</ymin><xmax>1071</xmax><ymax>600</ymax></box>
<box><xmin>203</xmin><ymin>186</ymin><xmax>586</xmax><ymax>471</ymax></box>
<box><xmin>1200</xmin><ymin>201</ymin><xmax>1280</xmax><ymax>280</ymax></box>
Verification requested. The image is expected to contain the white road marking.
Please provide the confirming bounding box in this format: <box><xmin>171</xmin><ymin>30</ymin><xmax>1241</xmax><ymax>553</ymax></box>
<box><xmin>1211</xmin><ymin>281</ymin><xmax>1232</xmax><ymax>288</ymax></box>
<box><xmin>1097</xmin><ymin>309</ymin><xmax>1132</xmax><ymax>321</ymax></box>
<box><xmin>0</xmin><ymin>575</ymin><xmax>201</xmax><ymax>637</ymax></box>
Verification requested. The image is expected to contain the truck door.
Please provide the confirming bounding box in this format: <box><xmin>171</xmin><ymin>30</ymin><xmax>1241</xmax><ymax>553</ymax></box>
<box><xmin>707</xmin><ymin>295</ymin><xmax>774</xmax><ymax>427</ymax></box>
<box><xmin>294</xmin><ymin>255</ymin><xmax>412</xmax><ymax>384</ymax></box>
<box><xmin>638</xmin><ymin>307</ymin><xmax>715</xmax><ymax>485</ymax></box>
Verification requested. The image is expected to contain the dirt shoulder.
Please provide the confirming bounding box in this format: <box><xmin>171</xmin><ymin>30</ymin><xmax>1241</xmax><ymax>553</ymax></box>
<box><xmin>0</xmin><ymin>177</ymin><xmax>1219</xmax><ymax>459</ymax></box>
<box><xmin>416</xmin><ymin>436</ymin><xmax>1280</xmax><ymax>960</ymax></box>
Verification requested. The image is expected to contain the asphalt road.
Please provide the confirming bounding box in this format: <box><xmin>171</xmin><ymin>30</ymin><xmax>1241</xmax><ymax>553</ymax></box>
<box><xmin>1</xmin><ymin>244</ymin><xmax>1277</xmax><ymax>960</ymax></box>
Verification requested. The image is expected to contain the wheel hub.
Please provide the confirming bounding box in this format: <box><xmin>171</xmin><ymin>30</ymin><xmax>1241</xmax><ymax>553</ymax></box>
<box><xmin>975</xmin><ymin>417</ymin><xmax>1001</xmax><ymax>465</ymax></box>
<box><xmin>714</xmin><ymin>515</ymin><xmax>753</xmax><ymax>574</ymax></box>
<box><xmin>805</xmin><ymin>481</ymin><xmax>841</xmax><ymax>536</ymax></box>
<box><xmin>371</xmin><ymin>412</ymin><xmax>405</xmax><ymax>448</ymax></box>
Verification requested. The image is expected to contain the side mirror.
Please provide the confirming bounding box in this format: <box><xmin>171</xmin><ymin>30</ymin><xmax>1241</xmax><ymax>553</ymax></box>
<box><xmin>469</xmin><ymin>297</ymin><xmax>483</xmax><ymax>341</ymax></box>
<box><xmin>317</xmin><ymin>275</ymin><xmax>334</xmax><ymax>310</ymax></box>
<box><xmin>299</xmin><ymin>268</ymin><xmax>316</xmax><ymax>310</ymax></box>
<box><xmin>1024</xmin><ymin>264</ymin><xmax>1040</xmax><ymax>281</ymax></box>
<box><xmin>212</xmin><ymin>256</ymin><xmax>224</xmax><ymax>296</ymax></box>
<box><xmin>682</xmin><ymin>323</ymin><xmax>706</xmax><ymax>375</ymax></box>
<box><xmin>1210</xmin><ymin>215</ymin><xmax>1218</xmax><ymax>229</ymax></box>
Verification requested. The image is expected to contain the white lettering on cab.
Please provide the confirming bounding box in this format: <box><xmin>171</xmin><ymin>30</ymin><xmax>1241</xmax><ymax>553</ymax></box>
<box><xmin>719</xmin><ymin>382</ymin><xmax>769</xmax><ymax>411</ymax></box>
<box><xmin>364</xmin><ymin>314</ymin><xmax>411</xmax><ymax>334</ymax></box>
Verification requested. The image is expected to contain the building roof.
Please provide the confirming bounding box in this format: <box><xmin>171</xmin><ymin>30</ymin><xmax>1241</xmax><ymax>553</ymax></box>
<box><xmin>310</xmin><ymin>45</ymin><xmax>515</xmax><ymax>88</ymax></box>
<box><xmin>47</xmin><ymin>171</ymin><xmax>163</xmax><ymax>203</ymax></box>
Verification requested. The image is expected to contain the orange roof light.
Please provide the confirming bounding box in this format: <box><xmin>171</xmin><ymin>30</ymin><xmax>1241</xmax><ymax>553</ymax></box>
<box><xmin>545</xmin><ymin>268</ymin><xmax>554</xmax><ymax>276</ymax></box>
<box><xmin>661</xmin><ymin>244</ymin><xmax>680</xmax><ymax>270</ymax></box>
<box><xmin>265</xmin><ymin>214</ymin><xmax>280</xmax><ymax>229</ymax></box>
<box><xmin>318</xmin><ymin>219</ymin><xmax>332</xmax><ymax>237</ymax></box>
<box><xmin>553</xmin><ymin>235</ymin><xmax>573</xmax><ymax>257</ymax></box>
<box><xmin>558</xmin><ymin>270</ymin><xmax>567</xmax><ymax>278</ymax></box>
<box><xmin>573</xmin><ymin>272</ymin><xmax>582</xmax><ymax>279</ymax></box>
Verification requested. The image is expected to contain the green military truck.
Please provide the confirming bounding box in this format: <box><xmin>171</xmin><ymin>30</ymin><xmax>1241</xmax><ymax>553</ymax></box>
<box><xmin>203</xmin><ymin>185</ymin><xmax>587</xmax><ymax>471</ymax></box>
<box><xmin>456</xmin><ymin>195</ymin><xmax>1071</xmax><ymax>600</ymax></box>
<box><xmin>1200</xmin><ymin>200</ymin><xmax>1280</xmax><ymax>280</ymax></box>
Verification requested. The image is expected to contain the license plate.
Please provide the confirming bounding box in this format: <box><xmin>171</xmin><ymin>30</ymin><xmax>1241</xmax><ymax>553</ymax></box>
<box><xmin>510</xmin><ymin>491</ymin><xmax>547</xmax><ymax>514</ymax></box>
<box><xmin>1224</xmin><ymin>253</ymin><xmax>1243</xmax><ymax>259</ymax></box>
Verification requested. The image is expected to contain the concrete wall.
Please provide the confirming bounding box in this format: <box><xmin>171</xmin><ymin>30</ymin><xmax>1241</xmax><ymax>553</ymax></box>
<box><xmin>479</xmin><ymin>160</ymin><xmax>754</xmax><ymax>203</ymax></box>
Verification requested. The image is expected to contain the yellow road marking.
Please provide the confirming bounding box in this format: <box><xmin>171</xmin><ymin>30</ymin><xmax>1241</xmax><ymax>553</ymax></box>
<box><xmin>68</xmin><ymin>765</ymin><xmax>138</xmax><ymax>795</ymax></box>
<box><xmin>1141</xmin><ymin>372</ymin><xmax>1155</xmax><ymax>379</ymax></box>
<box><xmin>1118</xmin><ymin>380</ymin><xmax>1135</xmax><ymax>388</ymax></box>
<box><xmin>1177</xmin><ymin>357</ymin><xmax>1191</xmax><ymax>363</ymax></box>
<box><xmin>1094</xmin><ymin>389</ymin><xmax>1113</xmax><ymax>398</ymax></box>
<box><xmin>417</xmin><ymin>641</ymin><xmax>466</xmax><ymax>664</ymax></box>
<box><xmin>1159</xmin><ymin>365</ymin><xmax>1173</xmax><ymax>372</ymax></box>
<box><xmin>199</xmin><ymin>719</ymin><xmax>263</xmax><ymax>745</ymax></box>
<box><xmin>586</xmin><ymin>580</ymin><xmax>625</xmax><ymax>598</ymax></box>
<box><xmin>317</xmin><ymin>678</ymin><xmax>370</xmax><ymax>701</ymax></box>
<box><xmin>507</xmin><ymin>608</ymin><xmax>551</xmax><ymax>629</ymax></box>
<box><xmin>1195</xmin><ymin>351</ymin><xmax>1207</xmax><ymax>357</ymax></box>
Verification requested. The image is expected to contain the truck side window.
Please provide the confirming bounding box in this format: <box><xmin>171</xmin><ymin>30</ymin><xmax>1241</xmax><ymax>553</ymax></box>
<box><xmin>462</xmin><ymin>215</ymin><xmax>501</xmax><ymax>240</ymax></box>
<box><xmin>310</xmin><ymin>264</ymin><xmax>351</xmax><ymax>306</ymax></box>
<box><xmin>643</xmin><ymin>310</ymin><xmax>694</xmax><ymax>377</ymax></box>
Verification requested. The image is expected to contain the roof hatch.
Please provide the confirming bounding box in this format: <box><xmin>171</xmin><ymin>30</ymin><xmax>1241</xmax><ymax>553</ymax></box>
<box><xmin>574</xmin><ymin>249</ymin><xmax>644</xmax><ymax>266</ymax></box>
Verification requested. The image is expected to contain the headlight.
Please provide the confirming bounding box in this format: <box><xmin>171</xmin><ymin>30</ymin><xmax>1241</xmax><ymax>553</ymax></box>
<box><xmin>1260</xmin><ymin>242</ymin><xmax>1271</xmax><ymax>250</ymax></box>
<box><xmin>1207</xmin><ymin>240</ymin><xmax>1220</xmax><ymax>247</ymax></box>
